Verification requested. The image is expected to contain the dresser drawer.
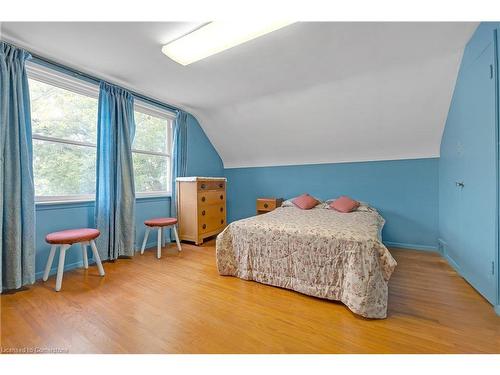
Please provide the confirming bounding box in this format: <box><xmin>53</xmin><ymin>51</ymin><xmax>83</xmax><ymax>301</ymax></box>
<box><xmin>198</xmin><ymin>204</ymin><xmax>225</xmax><ymax>220</ymax></box>
<box><xmin>256</xmin><ymin>198</ymin><xmax>284</xmax><ymax>214</ymax></box>
<box><xmin>257</xmin><ymin>198</ymin><xmax>278</xmax><ymax>211</ymax></box>
<box><xmin>198</xmin><ymin>180</ymin><xmax>225</xmax><ymax>191</ymax></box>
<box><xmin>199</xmin><ymin>206</ymin><xmax>226</xmax><ymax>233</ymax></box>
<box><xmin>198</xmin><ymin>190</ymin><xmax>226</xmax><ymax>205</ymax></box>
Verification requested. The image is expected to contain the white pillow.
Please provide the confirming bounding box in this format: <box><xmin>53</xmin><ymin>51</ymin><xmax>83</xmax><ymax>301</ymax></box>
<box><xmin>281</xmin><ymin>199</ymin><xmax>295</xmax><ymax>207</ymax></box>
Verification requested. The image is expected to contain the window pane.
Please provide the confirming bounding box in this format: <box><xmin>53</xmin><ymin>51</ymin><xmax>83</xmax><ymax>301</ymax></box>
<box><xmin>133</xmin><ymin>153</ymin><xmax>169</xmax><ymax>193</ymax></box>
<box><xmin>29</xmin><ymin>78</ymin><xmax>98</xmax><ymax>144</ymax></box>
<box><xmin>134</xmin><ymin>111</ymin><xmax>169</xmax><ymax>153</ymax></box>
<box><xmin>33</xmin><ymin>140</ymin><xmax>96</xmax><ymax>197</ymax></box>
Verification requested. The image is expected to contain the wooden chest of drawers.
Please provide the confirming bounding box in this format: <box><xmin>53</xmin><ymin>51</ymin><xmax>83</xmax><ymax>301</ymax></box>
<box><xmin>176</xmin><ymin>177</ymin><xmax>227</xmax><ymax>245</ymax></box>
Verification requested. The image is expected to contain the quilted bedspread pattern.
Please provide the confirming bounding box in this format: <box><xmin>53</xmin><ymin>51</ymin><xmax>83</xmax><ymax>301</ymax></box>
<box><xmin>216</xmin><ymin>206</ymin><xmax>397</xmax><ymax>318</ymax></box>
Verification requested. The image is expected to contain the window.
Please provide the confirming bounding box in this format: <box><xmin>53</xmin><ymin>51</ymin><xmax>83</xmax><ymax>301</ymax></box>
<box><xmin>28</xmin><ymin>63</ymin><xmax>99</xmax><ymax>202</ymax></box>
<box><xmin>28</xmin><ymin>63</ymin><xmax>174</xmax><ymax>202</ymax></box>
<box><xmin>133</xmin><ymin>101</ymin><xmax>174</xmax><ymax>196</ymax></box>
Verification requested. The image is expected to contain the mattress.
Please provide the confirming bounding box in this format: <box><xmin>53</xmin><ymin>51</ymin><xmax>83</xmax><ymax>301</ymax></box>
<box><xmin>216</xmin><ymin>206</ymin><xmax>397</xmax><ymax>318</ymax></box>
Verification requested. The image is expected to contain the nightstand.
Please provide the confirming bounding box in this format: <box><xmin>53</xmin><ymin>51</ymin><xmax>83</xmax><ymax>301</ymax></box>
<box><xmin>256</xmin><ymin>198</ymin><xmax>284</xmax><ymax>215</ymax></box>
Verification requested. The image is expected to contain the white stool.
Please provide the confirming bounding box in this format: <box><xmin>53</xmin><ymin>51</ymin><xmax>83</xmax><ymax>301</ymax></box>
<box><xmin>140</xmin><ymin>217</ymin><xmax>182</xmax><ymax>259</ymax></box>
<box><xmin>43</xmin><ymin>228</ymin><xmax>105</xmax><ymax>291</ymax></box>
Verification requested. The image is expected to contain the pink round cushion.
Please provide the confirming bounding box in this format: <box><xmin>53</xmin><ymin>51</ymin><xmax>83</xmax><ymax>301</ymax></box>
<box><xmin>329</xmin><ymin>196</ymin><xmax>360</xmax><ymax>213</ymax></box>
<box><xmin>46</xmin><ymin>228</ymin><xmax>100</xmax><ymax>244</ymax></box>
<box><xmin>144</xmin><ymin>217</ymin><xmax>178</xmax><ymax>227</ymax></box>
<box><xmin>292</xmin><ymin>193</ymin><xmax>320</xmax><ymax>210</ymax></box>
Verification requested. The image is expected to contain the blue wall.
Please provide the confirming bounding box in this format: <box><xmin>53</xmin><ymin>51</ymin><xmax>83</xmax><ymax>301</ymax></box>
<box><xmin>35</xmin><ymin>115</ymin><xmax>223</xmax><ymax>279</ymax></box>
<box><xmin>439</xmin><ymin>22</ymin><xmax>499</xmax><ymax>307</ymax></box>
<box><xmin>186</xmin><ymin>114</ymin><xmax>224</xmax><ymax>177</ymax></box>
<box><xmin>224</xmin><ymin>158</ymin><xmax>439</xmax><ymax>250</ymax></box>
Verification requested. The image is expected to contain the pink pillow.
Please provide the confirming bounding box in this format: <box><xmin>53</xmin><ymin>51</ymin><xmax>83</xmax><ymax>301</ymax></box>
<box><xmin>329</xmin><ymin>196</ymin><xmax>360</xmax><ymax>213</ymax></box>
<box><xmin>292</xmin><ymin>194</ymin><xmax>319</xmax><ymax>210</ymax></box>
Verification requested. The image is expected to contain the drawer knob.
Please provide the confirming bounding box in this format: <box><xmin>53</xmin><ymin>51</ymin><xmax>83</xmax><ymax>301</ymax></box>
<box><xmin>202</xmin><ymin>224</ymin><xmax>206</xmax><ymax>229</ymax></box>
<box><xmin>201</xmin><ymin>196</ymin><xmax>206</xmax><ymax>202</ymax></box>
<box><xmin>202</xmin><ymin>210</ymin><xmax>206</xmax><ymax>216</ymax></box>
<box><xmin>220</xmin><ymin>194</ymin><xmax>224</xmax><ymax>200</ymax></box>
<box><xmin>220</xmin><ymin>207</ymin><xmax>223</xmax><ymax>212</ymax></box>
<box><xmin>218</xmin><ymin>183</ymin><xmax>223</xmax><ymax>188</ymax></box>
<box><xmin>201</xmin><ymin>183</ymin><xmax>206</xmax><ymax>189</ymax></box>
<box><xmin>263</xmin><ymin>203</ymin><xmax>269</xmax><ymax>208</ymax></box>
<box><xmin>221</xmin><ymin>219</ymin><xmax>224</xmax><ymax>224</ymax></box>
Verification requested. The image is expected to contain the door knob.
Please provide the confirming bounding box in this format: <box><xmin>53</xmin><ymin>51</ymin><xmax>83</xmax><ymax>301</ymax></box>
<box><xmin>455</xmin><ymin>181</ymin><xmax>465</xmax><ymax>188</ymax></box>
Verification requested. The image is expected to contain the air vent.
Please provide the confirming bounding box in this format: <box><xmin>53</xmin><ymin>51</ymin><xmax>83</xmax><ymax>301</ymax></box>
<box><xmin>437</xmin><ymin>239</ymin><xmax>447</xmax><ymax>255</ymax></box>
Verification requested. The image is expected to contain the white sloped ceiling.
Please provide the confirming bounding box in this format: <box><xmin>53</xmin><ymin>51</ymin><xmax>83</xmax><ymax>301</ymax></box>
<box><xmin>1</xmin><ymin>22</ymin><xmax>477</xmax><ymax>168</ymax></box>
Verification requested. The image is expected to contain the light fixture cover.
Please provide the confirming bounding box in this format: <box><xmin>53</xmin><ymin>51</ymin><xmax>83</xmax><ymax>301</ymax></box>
<box><xmin>162</xmin><ymin>21</ymin><xmax>294</xmax><ymax>66</ymax></box>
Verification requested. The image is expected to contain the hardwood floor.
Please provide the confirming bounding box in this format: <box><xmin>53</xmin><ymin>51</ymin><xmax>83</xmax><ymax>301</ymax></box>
<box><xmin>1</xmin><ymin>240</ymin><xmax>499</xmax><ymax>353</ymax></box>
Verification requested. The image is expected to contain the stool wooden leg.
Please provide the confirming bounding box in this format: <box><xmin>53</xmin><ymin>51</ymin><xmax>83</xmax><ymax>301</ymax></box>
<box><xmin>157</xmin><ymin>227</ymin><xmax>162</xmax><ymax>259</ymax></box>
<box><xmin>81</xmin><ymin>243</ymin><xmax>89</xmax><ymax>269</ymax></box>
<box><xmin>90</xmin><ymin>240</ymin><xmax>105</xmax><ymax>276</ymax></box>
<box><xmin>173</xmin><ymin>225</ymin><xmax>182</xmax><ymax>252</ymax></box>
<box><xmin>55</xmin><ymin>244</ymin><xmax>70</xmax><ymax>292</ymax></box>
<box><xmin>43</xmin><ymin>245</ymin><xmax>57</xmax><ymax>281</ymax></box>
<box><xmin>140</xmin><ymin>227</ymin><xmax>150</xmax><ymax>255</ymax></box>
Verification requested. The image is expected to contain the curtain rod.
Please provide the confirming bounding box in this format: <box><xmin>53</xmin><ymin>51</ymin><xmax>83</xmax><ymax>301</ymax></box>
<box><xmin>1</xmin><ymin>39</ymin><xmax>181</xmax><ymax>115</ymax></box>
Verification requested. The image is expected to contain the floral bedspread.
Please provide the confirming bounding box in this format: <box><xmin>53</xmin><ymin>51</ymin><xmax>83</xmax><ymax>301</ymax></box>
<box><xmin>216</xmin><ymin>206</ymin><xmax>397</xmax><ymax>318</ymax></box>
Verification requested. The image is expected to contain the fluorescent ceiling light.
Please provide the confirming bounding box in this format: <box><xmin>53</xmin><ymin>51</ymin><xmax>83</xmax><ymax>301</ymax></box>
<box><xmin>162</xmin><ymin>21</ymin><xmax>294</xmax><ymax>66</ymax></box>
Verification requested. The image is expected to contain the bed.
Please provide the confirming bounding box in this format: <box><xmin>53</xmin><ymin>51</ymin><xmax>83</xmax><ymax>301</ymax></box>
<box><xmin>216</xmin><ymin>205</ymin><xmax>397</xmax><ymax>319</ymax></box>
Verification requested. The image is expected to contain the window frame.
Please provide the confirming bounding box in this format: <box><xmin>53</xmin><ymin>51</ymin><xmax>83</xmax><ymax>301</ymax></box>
<box><xmin>133</xmin><ymin>99</ymin><xmax>175</xmax><ymax>198</ymax></box>
<box><xmin>27</xmin><ymin>62</ymin><xmax>100</xmax><ymax>203</ymax></box>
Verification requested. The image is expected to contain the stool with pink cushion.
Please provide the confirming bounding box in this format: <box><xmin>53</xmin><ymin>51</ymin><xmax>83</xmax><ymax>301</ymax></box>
<box><xmin>140</xmin><ymin>217</ymin><xmax>182</xmax><ymax>259</ymax></box>
<box><xmin>43</xmin><ymin>228</ymin><xmax>105</xmax><ymax>291</ymax></box>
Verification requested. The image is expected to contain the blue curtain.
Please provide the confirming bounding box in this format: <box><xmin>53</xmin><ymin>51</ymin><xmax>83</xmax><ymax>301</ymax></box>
<box><xmin>95</xmin><ymin>82</ymin><xmax>136</xmax><ymax>260</ymax></box>
<box><xmin>170</xmin><ymin>111</ymin><xmax>188</xmax><ymax>239</ymax></box>
<box><xmin>0</xmin><ymin>42</ymin><xmax>35</xmax><ymax>292</ymax></box>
